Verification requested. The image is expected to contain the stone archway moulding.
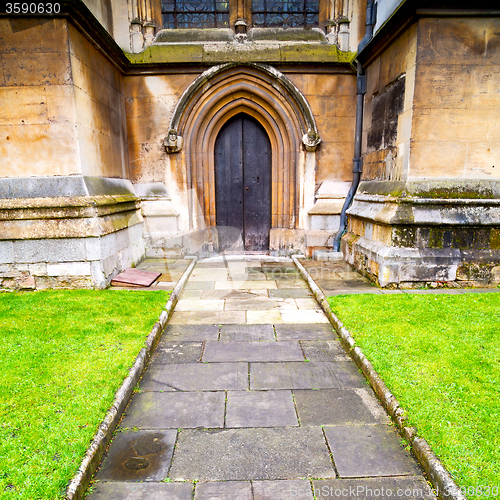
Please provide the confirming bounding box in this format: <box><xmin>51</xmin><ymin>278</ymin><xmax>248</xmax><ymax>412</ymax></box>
<box><xmin>164</xmin><ymin>63</ymin><xmax>321</xmax><ymax>231</ymax></box>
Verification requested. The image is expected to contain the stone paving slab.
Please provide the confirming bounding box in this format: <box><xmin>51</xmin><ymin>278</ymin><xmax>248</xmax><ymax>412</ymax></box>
<box><xmin>250</xmin><ymin>362</ymin><xmax>341</xmax><ymax>390</ymax></box>
<box><xmin>150</xmin><ymin>342</ymin><xmax>203</xmax><ymax>364</ymax></box>
<box><xmin>214</xmin><ymin>281</ymin><xmax>278</xmax><ymax>290</ymax></box>
<box><xmin>225</xmin><ymin>297</ymin><xmax>297</xmax><ymax>311</ymax></box>
<box><xmin>220</xmin><ymin>324</ymin><xmax>275</xmax><ymax>341</ymax></box>
<box><xmin>276</xmin><ymin>280</ymin><xmax>309</xmax><ymax>289</ymax></box>
<box><xmin>194</xmin><ymin>481</ymin><xmax>252</xmax><ymax>500</ymax></box>
<box><xmin>193</xmin><ymin>480</ymin><xmax>314</xmax><ymax>500</ymax></box>
<box><xmin>139</xmin><ymin>363</ymin><xmax>248</xmax><ymax>391</ymax></box>
<box><xmin>300</xmin><ymin>340</ymin><xmax>349</xmax><ymax>361</ymax></box>
<box><xmin>229</xmin><ymin>273</ymin><xmax>268</xmax><ymax>281</ymax></box>
<box><xmin>121</xmin><ymin>392</ymin><xmax>225</xmax><ymax>429</ymax></box>
<box><xmin>168</xmin><ymin>427</ymin><xmax>336</xmax><ymax>481</ymax></box>
<box><xmin>312</xmin><ymin>477</ymin><xmax>436</xmax><ymax>500</ymax></box>
<box><xmin>275</xmin><ymin>324</ymin><xmax>336</xmax><ymax>340</ymax></box>
<box><xmin>329</xmin><ymin>361</ymin><xmax>367</xmax><ymax>388</ymax></box>
<box><xmin>178</xmin><ymin>289</ymin><xmax>203</xmax><ymax>299</ymax></box>
<box><xmin>185</xmin><ymin>281</ymin><xmax>214</xmax><ymax>290</ymax></box>
<box><xmin>324</xmin><ymin>425</ymin><xmax>421</xmax><ymax>478</ymax></box>
<box><xmin>247</xmin><ymin>310</ymin><xmax>283</xmax><ymax>324</ymax></box>
<box><xmin>161</xmin><ymin>325</ymin><xmax>219</xmax><ymax>341</ymax></box>
<box><xmin>225</xmin><ymin>390</ymin><xmax>298</xmax><ymax>427</ymax></box>
<box><xmin>269</xmin><ymin>289</ymin><xmax>314</xmax><ymax>299</ymax></box>
<box><xmin>95</xmin><ymin>430</ymin><xmax>177</xmax><ymax>482</ymax></box>
<box><xmin>201</xmin><ymin>289</ymin><xmax>269</xmax><ymax>299</ymax></box>
<box><xmin>175</xmin><ymin>299</ymin><xmax>225</xmax><ymax>311</ymax></box>
<box><xmin>87</xmin><ymin>482</ymin><xmax>194</xmax><ymax>500</ymax></box>
<box><xmin>253</xmin><ymin>480</ymin><xmax>314</xmax><ymax>499</ymax></box>
<box><xmin>168</xmin><ymin>311</ymin><xmax>246</xmax><ymax>324</ymax></box>
<box><xmin>202</xmin><ymin>341</ymin><xmax>304</xmax><ymax>362</ymax></box>
<box><xmin>293</xmin><ymin>389</ymin><xmax>378</xmax><ymax>426</ymax></box>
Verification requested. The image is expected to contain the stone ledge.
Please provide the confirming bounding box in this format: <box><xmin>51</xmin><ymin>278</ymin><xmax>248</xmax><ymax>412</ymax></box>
<box><xmin>347</xmin><ymin>196</ymin><xmax>500</xmax><ymax>226</ymax></box>
<box><xmin>126</xmin><ymin>42</ymin><xmax>355</xmax><ymax>65</ymax></box>
<box><xmin>0</xmin><ymin>210</ymin><xmax>143</xmax><ymax>240</ymax></box>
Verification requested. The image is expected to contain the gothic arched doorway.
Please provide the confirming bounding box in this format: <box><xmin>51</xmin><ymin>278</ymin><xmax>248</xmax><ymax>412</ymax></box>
<box><xmin>215</xmin><ymin>113</ymin><xmax>272</xmax><ymax>251</ymax></box>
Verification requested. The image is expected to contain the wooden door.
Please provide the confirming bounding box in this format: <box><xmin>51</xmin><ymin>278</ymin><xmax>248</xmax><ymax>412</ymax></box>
<box><xmin>215</xmin><ymin>114</ymin><xmax>271</xmax><ymax>251</ymax></box>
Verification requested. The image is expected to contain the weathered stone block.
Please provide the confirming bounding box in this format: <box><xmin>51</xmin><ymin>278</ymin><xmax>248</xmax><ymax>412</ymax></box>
<box><xmin>47</xmin><ymin>262</ymin><xmax>92</xmax><ymax>277</ymax></box>
<box><xmin>28</xmin><ymin>263</ymin><xmax>47</xmax><ymax>276</ymax></box>
<box><xmin>13</xmin><ymin>238</ymin><xmax>87</xmax><ymax>264</ymax></box>
<box><xmin>0</xmin><ymin>241</ymin><xmax>14</xmax><ymax>264</ymax></box>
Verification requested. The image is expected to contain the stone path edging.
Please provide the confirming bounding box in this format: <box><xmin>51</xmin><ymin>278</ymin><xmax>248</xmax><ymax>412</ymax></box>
<box><xmin>65</xmin><ymin>257</ymin><xmax>197</xmax><ymax>500</ymax></box>
<box><xmin>292</xmin><ymin>255</ymin><xmax>466</xmax><ymax>500</ymax></box>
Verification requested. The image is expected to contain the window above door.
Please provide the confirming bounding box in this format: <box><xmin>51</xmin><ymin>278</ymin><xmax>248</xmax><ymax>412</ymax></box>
<box><xmin>160</xmin><ymin>0</ymin><xmax>327</xmax><ymax>31</ymax></box>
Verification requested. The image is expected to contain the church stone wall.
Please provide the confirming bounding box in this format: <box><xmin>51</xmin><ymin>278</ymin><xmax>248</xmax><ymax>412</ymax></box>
<box><xmin>343</xmin><ymin>15</ymin><xmax>500</xmax><ymax>287</ymax></box>
<box><xmin>0</xmin><ymin>18</ymin><xmax>144</xmax><ymax>290</ymax></box>
<box><xmin>0</xmin><ymin>18</ymin><xmax>79</xmax><ymax>178</ymax></box>
<box><xmin>410</xmin><ymin>17</ymin><xmax>500</xmax><ymax>180</ymax></box>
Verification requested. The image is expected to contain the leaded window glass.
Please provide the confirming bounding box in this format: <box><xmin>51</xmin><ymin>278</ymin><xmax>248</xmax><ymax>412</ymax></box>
<box><xmin>252</xmin><ymin>0</ymin><xmax>319</xmax><ymax>28</ymax></box>
<box><xmin>161</xmin><ymin>0</ymin><xmax>230</xmax><ymax>29</ymax></box>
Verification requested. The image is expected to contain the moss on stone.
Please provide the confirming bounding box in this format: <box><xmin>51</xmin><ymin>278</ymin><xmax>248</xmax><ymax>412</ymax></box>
<box><xmin>491</xmin><ymin>229</ymin><xmax>500</xmax><ymax>250</ymax></box>
<box><xmin>126</xmin><ymin>44</ymin><xmax>204</xmax><ymax>64</ymax></box>
<box><xmin>125</xmin><ymin>42</ymin><xmax>355</xmax><ymax>66</ymax></box>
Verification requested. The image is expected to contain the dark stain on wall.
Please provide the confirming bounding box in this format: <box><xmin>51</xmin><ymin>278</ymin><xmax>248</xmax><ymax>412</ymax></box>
<box><xmin>367</xmin><ymin>75</ymin><xmax>405</xmax><ymax>152</ymax></box>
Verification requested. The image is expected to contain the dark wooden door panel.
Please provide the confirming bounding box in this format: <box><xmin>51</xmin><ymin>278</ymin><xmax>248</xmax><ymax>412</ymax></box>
<box><xmin>243</xmin><ymin>116</ymin><xmax>271</xmax><ymax>251</ymax></box>
<box><xmin>215</xmin><ymin>116</ymin><xmax>244</xmax><ymax>232</ymax></box>
<box><xmin>215</xmin><ymin>113</ymin><xmax>271</xmax><ymax>251</ymax></box>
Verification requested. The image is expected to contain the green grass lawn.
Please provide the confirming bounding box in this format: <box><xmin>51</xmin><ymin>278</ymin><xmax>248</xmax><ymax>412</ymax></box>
<box><xmin>328</xmin><ymin>293</ymin><xmax>500</xmax><ymax>499</ymax></box>
<box><xmin>0</xmin><ymin>290</ymin><xmax>170</xmax><ymax>499</ymax></box>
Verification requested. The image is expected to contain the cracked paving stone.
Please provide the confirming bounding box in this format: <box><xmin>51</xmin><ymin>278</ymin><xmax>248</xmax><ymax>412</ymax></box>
<box><xmin>169</xmin><ymin>427</ymin><xmax>336</xmax><ymax>481</ymax></box>
<box><xmin>139</xmin><ymin>362</ymin><xmax>248</xmax><ymax>391</ymax></box>
<box><xmin>120</xmin><ymin>392</ymin><xmax>225</xmax><ymax>429</ymax></box>
<box><xmin>150</xmin><ymin>342</ymin><xmax>203</xmax><ymax>364</ymax></box>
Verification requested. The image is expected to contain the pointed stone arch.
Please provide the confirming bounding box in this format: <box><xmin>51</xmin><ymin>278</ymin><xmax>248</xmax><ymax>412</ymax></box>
<box><xmin>165</xmin><ymin>63</ymin><xmax>321</xmax><ymax>231</ymax></box>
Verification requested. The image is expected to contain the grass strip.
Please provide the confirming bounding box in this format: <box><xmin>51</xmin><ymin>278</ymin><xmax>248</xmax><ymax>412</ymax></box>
<box><xmin>328</xmin><ymin>293</ymin><xmax>500</xmax><ymax>499</ymax></box>
<box><xmin>0</xmin><ymin>289</ymin><xmax>170</xmax><ymax>499</ymax></box>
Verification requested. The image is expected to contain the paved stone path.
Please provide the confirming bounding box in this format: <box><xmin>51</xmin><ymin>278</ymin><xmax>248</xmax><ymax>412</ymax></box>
<box><xmin>88</xmin><ymin>257</ymin><xmax>434</xmax><ymax>500</ymax></box>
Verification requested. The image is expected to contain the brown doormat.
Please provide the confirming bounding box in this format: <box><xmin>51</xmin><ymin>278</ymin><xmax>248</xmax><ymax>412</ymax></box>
<box><xmin>110</xmin><ymin>268</ymin><xmax>162</xmax><ymax>287</ymax></box>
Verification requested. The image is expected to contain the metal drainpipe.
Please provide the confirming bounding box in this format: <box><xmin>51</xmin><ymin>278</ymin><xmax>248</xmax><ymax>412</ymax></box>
<box><xmin>333</xmin><ymin>0</ymin><xmax>376</xmax><ymax>251</ymax></box>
